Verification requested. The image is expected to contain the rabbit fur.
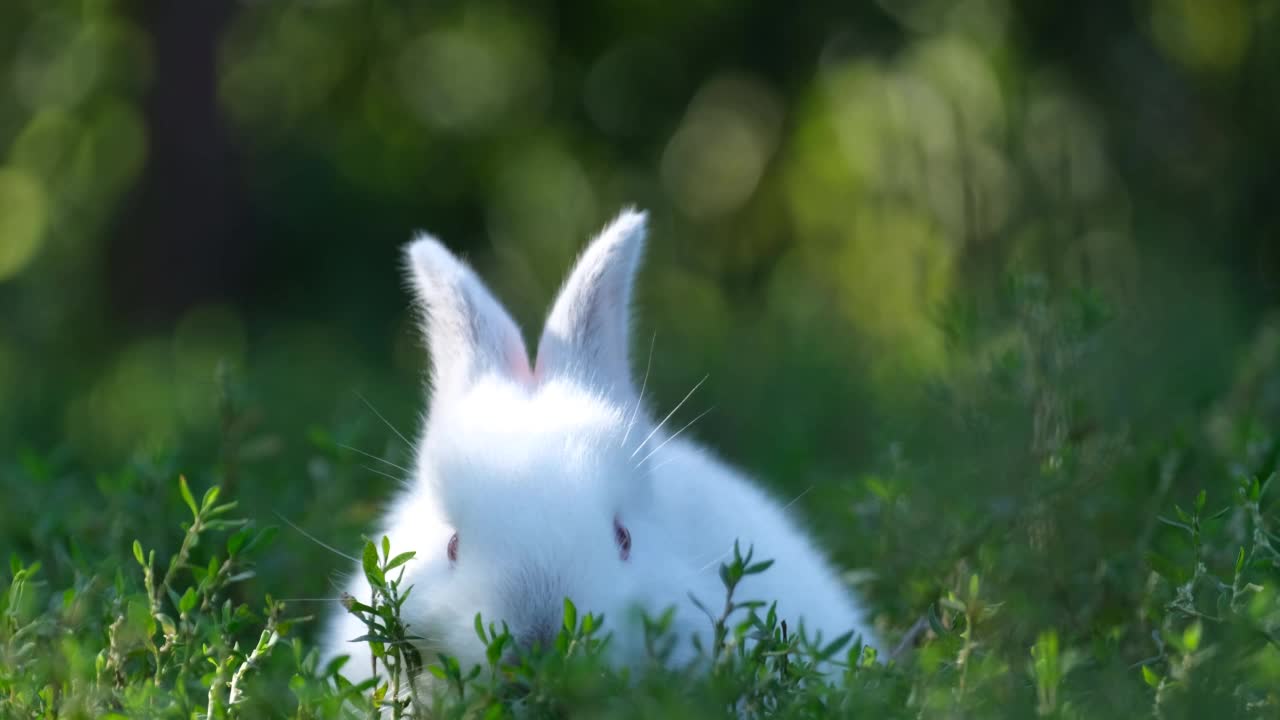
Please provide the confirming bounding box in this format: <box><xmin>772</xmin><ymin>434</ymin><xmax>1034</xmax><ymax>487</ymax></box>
<box><xmin>321</xmin><ymin>209</ymin><xmax>879</xmax><ymax>683</ymax></box>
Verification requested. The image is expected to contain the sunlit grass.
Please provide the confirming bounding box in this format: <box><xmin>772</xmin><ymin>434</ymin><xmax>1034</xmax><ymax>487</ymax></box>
<box><xmin>3</xmin><ymin>282</ymin><xmax>1278</xmax><ymax>718</ymax></box>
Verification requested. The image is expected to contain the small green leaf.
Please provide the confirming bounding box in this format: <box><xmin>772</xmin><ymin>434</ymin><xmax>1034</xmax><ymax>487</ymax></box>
<box><xmin>1194</xmin><ymin>490</ymin><xmax>1206</xmax><ymax>513</ymax></box>
<box><xmin>860</xmin><ymin>645</ymin><xmax>878</xmax><ymax>667</ymax></box>
<box><xmin>132</xmin><ymin>540</ymin><xmax>145</xmax><ymax>567</ymax></box>
<box><xmin>342</xmin><ymin>595</ymin><xmax>375</xmax><ymax>614</ymax></box>
<box><xmin>208</xmin><ymin>501</ymin><xmax>239</xmax><ymax>517</ymax></box>
<box><xmin>362</xmin><ymin>541</ymin><xmax>384</xmax><ymax>588</ymax></box>
<box><xmin>179</xmin><ymin>475</ymin><xmax>198</xmax><ymax>518</ymax></box>
<box><xmin>1182</xmin><ymin>621</ymin><xmax>1202</xmax><ymax>652</ymax></box>
<box><xmin>486</xmin><ymin>633</ymin><xmax>506</xmax><ymax>667</ymax></box>
<box><xmin>227</xmin><ymin>528</ymin><xmax>250</xmax><ymax>556</ymax></box>
<box><xmin>475</xmin><ymin>613</ymin><xmax>486</xmax><ymax>644</ymax></box>
<box><xmin>385</xmin><ymin>551</ymin><xmax>416</xmax><ymax>573</ymax></box>
<box><xmin>201</xmin><ymin>485</ymin><xmax>221</xmax><ymax>511</ymax></box>
<box><xmin>1141</xmin><ymin>665</ymin><xmax>1162</xmax><ymax>688</ymax></box>
<box><xmin>243</xmin><ymin>526</ymin><xmax>279</xmax><ymax>557</ymax></box>
<box><xmin>818</xmin><ymin>630</ymin><xmax>855</xmax><ymax>660</ymax></box>
<box><xmin>179</xmin><ymin>587</ymin><xmax>198</xmax><ymax>614</ymax></box>
<box><xmin>381</xmin><ymin>535</ymin><xmax>391</xmax><ymax>561</ymax></box>
<box><xmin>1236</xmin><ymin>547</ymin><xmax>1246</xmax><ymax>574</ymax></box>
<box><xmin>1156</xmin><ymin>516</ymin><xmax>1193</xmax><ymax>534</ymax></box>
<box><xmin>864</xmin><ymin>475</ymin><xmax>894</xmax><ymax>501</ymax></box>
<box><xmin>563</xmin><ymin>597</ymin><xmax>577</xmax><ymax>633</ymax></box>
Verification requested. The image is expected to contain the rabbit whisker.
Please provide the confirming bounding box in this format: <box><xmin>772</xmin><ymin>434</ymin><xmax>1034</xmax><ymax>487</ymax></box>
<box><xmin>621</xmin><ymin>331</ymin><xmax>657</xmax><ymax>448</ymax></box>
<box><xmin>781</xmin><ymin>485</ymin><xmax>815</xmax><ymax>512</ymax></box>
<box><xmin>355</xmin><ymin>390</ymin><xmax>414</xmax><ymax>448</ymax></box>
<box><xmin>630</xmin><ymin>374</ymin><xmax>708</xmax><ymax>458</ymax></box>
<box><xmin>338</xmin><ymin>443</ymin><xmax>411</xmax><ymax>474</ymax></box>
<box><xmin>274</xmin><ymin>511</ymin><xmax>360</xmax><ymax>563</ymax></box>
<box><xmin>361</xmin><ymin>464</ymin><xmax>404</xmax><ymax>483</ymax></box>
<box><xmin>681</xmin><ymin>547</ymin><xmax>727</xmax><ymax>567</ymax></box>
<box><xmin>697</xmin><ymin>549</ymin><xmax>734</xmax><ymax>574</ymax></box>
<box><xmin>376</xmin><ymin>637</ymin><xmax>435</xmax><ymax>647</ymax></box>
<box><xmin>647</xmin><ymin>455</ymin><xmax>679</xmax><ymax>475</ymax></box>
<box><xmin>635</xmin><ymin>405</ymin><xmax>714</xmax><ymax>467</ymax></box>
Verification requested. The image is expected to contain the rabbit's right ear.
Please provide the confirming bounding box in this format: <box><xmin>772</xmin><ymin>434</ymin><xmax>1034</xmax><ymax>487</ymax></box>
<box><xmin>404</xmin><ymin>235</ymin><xmax>532</xmax><ymax>395</ymax></box>
<box><xmin>535</xmin><ymin>209</ymin><xmax>647</xmax><ymax>402</ymax></box>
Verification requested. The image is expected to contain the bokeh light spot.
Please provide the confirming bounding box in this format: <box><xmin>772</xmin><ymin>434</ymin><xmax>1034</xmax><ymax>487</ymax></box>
<box><xmin>219</xmin><ymin>7</ymin><xmax>352</xmax><ymax>132</ymax></box>
<box><xmin>661</xmin><ymin>75</ymin><xmax>783</xmax><ymax>219</ymax></box>
<box><xmin>12</xmin><ymin>15</ymin><xmax>100</xmax><ymax>110</ymax></box>
<box><xmin>0</xmin><ymin>168</ymin><xmax>50</xmax><ymax>282</ymax></box>
<box><xmin>396</xmin><ymin>14</ymin><xmax>547</xmax><ymax>133</ymax></box>
<box><xmin>1024</xmin><ymin>91</ymin><xmax>1107</xmax><ymax>201</ymax></box>
<box><xmin>905</xmin><ymin>36</ymin><xmax>1005</xmax><ymax>136</ymax></box>
<box><xmin>67</xmin><ymin>339</ymin><xmax>177</xmax><ymax>458</ymax></box>
<box><xmin>487</xmin><ymin>141</ymin><xmax>597</xmax><ymax>310</ymax></box>
<box><xmin>836</xmin><ymin>207</ymin><xmax>954</xmax><ymax>376</ymax></box>
<box><xmin>1149</xmin><ymin>0</ymin><xmax>1250</xmax><ymax>72</ymax></box>
<box><xmin>83</xmin><ymin>100</ymin><xmax>148</xmax><ymax>196</ymax></box>
<box><xmin>11</xmin><ymin>109</ymin><xmax>82</xmax><ymax>185</ymax></box>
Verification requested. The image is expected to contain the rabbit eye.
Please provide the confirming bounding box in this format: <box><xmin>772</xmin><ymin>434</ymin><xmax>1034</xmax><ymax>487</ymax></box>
<box><xmin>613</xmin><ymin>516</ymin><xmax>631</xmax><ymax>561</ymax></box>
<box><xmin>447</xmin><ymin>533</ymin><xmax>459</xmax><ymax>565</ymax></box>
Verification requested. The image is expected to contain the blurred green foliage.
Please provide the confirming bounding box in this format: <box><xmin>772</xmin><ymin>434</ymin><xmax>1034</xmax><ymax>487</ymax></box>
<box><xmin>1</xmin><ymin>0</ymin><xmax>1279</xmax><ymax>716</ymax></box>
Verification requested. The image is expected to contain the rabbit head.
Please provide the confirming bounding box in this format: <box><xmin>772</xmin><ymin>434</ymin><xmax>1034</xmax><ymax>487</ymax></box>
<box><xmin>393</xmin><ymin>209</ymin><xmax>668</xmax><ymax>667</ymax></box>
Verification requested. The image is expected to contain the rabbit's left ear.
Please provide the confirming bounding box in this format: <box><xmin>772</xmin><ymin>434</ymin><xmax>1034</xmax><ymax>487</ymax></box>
<box><xmin>404</xmin><ymin>235</ymin><xmax>532</xmax><ymax>397</ymax></box>
<box><xmin>535</xmin><ymin>209</ymin><xmax>647</xmax><ymax>401</ymax></box>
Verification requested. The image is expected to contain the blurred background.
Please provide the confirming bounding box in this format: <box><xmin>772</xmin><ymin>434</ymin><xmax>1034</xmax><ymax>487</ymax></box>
<box><xmin>2</xmin><ymin>0</ymin><xmax>1279</xmax><ymax>711</ymax></box>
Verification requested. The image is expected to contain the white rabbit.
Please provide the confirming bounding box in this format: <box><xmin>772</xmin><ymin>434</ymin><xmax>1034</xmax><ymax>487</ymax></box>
<box><xmin>321</xmin><ymin>208</ymin><xmax>879</xmax><ymax>685</ymax></box>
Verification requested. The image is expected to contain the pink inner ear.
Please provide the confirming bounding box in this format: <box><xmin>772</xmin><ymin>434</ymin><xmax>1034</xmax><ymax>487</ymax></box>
<box><xmin>507</xmin><ymin>336</ymin><xmax>535</xmax><ymax>387</ymax></box>
<box><xmin>531</xmin><ymin>352</ymin><xmax>545</xmax><ymax>384</ymax></box>
<box><xmin>531</xmin><ymin>343</ymin><xmax>557</xmax><ymax>385</ymax></box>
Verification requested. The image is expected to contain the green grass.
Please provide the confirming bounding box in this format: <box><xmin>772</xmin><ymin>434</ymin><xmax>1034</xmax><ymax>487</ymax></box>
<box><xmin>2</xmin><ymin>280</ymin><xmax>1279</xmax><ymax>719</ymax></box>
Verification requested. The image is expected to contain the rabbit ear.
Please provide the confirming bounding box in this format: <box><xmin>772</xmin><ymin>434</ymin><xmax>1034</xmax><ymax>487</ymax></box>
<box><xmin>535</xmin><ymin>208</ymin><xmax>647</xmax><ymax>400</ymax></box>
<box><xmin>404</xmin><ymin>235</ymin><xmax>532</xmax><ymax>394</ymax></box>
